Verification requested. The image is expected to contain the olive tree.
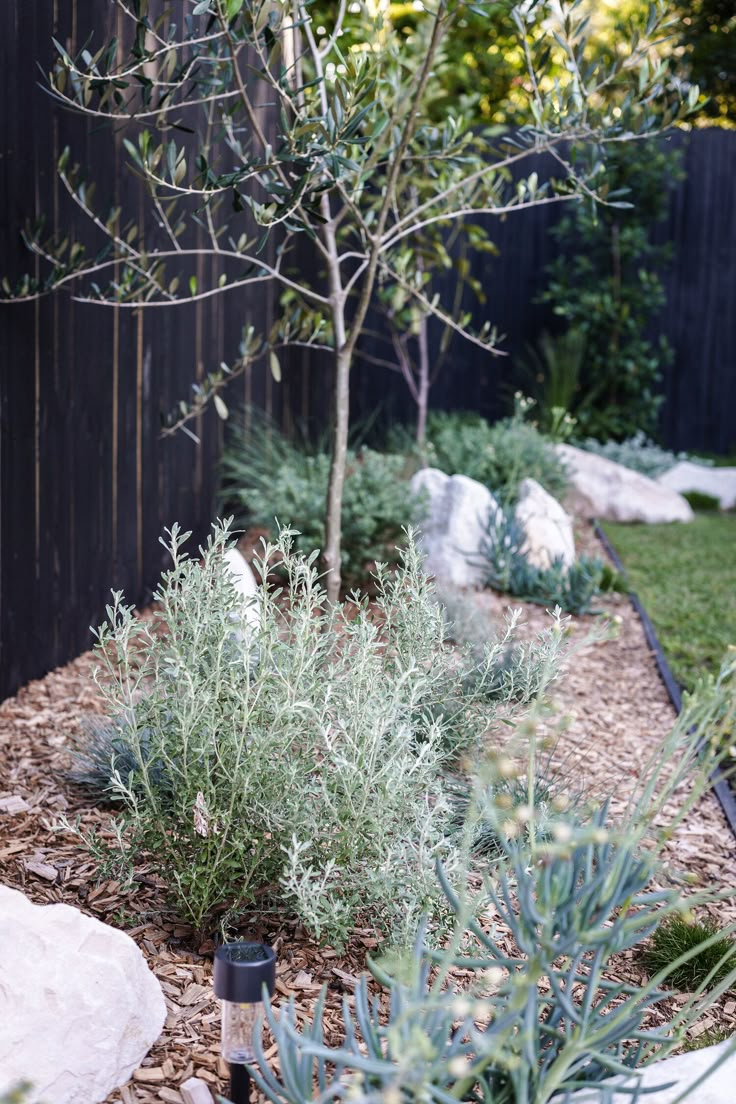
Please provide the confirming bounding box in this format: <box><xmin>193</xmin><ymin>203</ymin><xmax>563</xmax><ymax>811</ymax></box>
<box><xmin>4</xmin><ymin>0</ymin><xmax>690</xmax><ymax>599</ymax></box>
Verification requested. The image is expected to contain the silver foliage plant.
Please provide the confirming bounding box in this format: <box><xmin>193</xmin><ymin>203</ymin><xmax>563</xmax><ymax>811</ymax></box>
<box><xmin>578</xmin><ymin>433</ymin><xmax>711</xmax><ymax>479</ymax></box>
<box><xmin>435</xmin><ymin>583</ymin><xmax>567</xmax><ymax>707</ymax></box>
<box><xmin>82</xmin><ymin>519</ymin><xmax>567</xmax><ymax>945</ymax></box>
<box><xmin>248</xmin><ymin>658</ymin><xmax>736</xmax><ymax>1104</ymax></box>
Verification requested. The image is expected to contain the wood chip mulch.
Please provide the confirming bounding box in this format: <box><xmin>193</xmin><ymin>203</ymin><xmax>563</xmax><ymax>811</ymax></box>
<box><xmin>1</xmin><ymin>522</ymin><xmax>735</xmax><ymax>1102</ymax></box>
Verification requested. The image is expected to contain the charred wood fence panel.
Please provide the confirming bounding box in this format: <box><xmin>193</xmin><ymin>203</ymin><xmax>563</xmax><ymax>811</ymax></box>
<box><xmin>655</xmin><ymin>129</ymin><xmax>736</xmax><ymax>454</ymax></box>
<box><xmin>0</xmin><ymin>0</ymin><xmax>286</xmax><ymax>700</ymax></box>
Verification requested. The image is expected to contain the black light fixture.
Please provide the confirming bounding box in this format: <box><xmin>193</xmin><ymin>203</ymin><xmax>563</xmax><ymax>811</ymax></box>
<box><xmin>213</xmin><ymin>941</ymin><xmax>277</xmax><ymax>1104</ymax></box>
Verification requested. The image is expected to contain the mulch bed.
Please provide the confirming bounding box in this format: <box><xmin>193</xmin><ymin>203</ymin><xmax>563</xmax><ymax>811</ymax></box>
<box><xmin>1</xmin><ymin>522</ymin><xmax>735</xmax><ymax>1102</ymax></box>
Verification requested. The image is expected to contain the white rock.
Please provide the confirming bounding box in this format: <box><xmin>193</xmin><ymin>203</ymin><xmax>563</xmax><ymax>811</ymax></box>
<box><xmin>557</xmin><ymin>444</ymin><xmax>694</xmax><ymax>523</ymax></box>
<box><xmin>223</xmin><ymin>547</ymin><xmax>260</xmax><ymax>630</ymax></box>
<box><xmin>0</xmin><ymin>884</ymin><xmax>166</xmax><ymax>1104</ymax></box>
<box><xmin>658</xmin><ymin>460</ymin><xmax>736</xmax><ymax>510</ymax></box>
<box><xmin>410</xmin><ymin>468</ymin><xmax>500</xmax><ymax>588</ymax></box>
<box><xmin>515</xmin><ymin>478</ymin><xmax>576</xmax><ymax>570</ymax></box>
<box><xmin>569</xmin><ymin>1040</ymin><xmax>736</xmax><ymax>1102</ymax></box>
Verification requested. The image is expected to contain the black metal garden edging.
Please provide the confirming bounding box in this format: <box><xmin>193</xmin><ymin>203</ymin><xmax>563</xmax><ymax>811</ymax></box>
<box><xmin>594</xmin><ymin>521</ymin><xmax>736</xmax><ymax>842</ymax></box>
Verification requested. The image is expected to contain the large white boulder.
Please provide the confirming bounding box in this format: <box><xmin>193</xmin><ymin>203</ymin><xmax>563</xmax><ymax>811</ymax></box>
<box><xmin>569</xmin><ymin>1040</ymin><xmax>736</xmax><ymax>1102</ymax></box>
<box><xmin>224</xmin><ymin>546</ymin><xmax>260</xmax><ymax>630</ymax></box>
<box><xmin>515</xmin><ymin>478</ymin><xmax>575</xmax><ymax>570</ymax></box>
<box><xmin>0</xmin><ymin>884</ymin><xmax>166</xmax><ymax>1104</ymax></box>
<box><xmin>557</xmin><ymin>444</ymin><xmax>694</xmax><ymax>523</ymax></box>
<box><xmin>658</xmin><ymin>460</ymin><xmax>736</xmax><ymax>510</ymax></box>
<box><xmin>410</xmin><ymin>468</ymin><xmax>499</xmax><ymax>587</ymax></box>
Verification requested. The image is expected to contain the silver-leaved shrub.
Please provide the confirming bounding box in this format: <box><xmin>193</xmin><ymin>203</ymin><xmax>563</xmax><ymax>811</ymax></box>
<box><xmin>250</xmin><ymin>655</ymin><xmax>736</xmax><ymax>1104</ymax></box>
<box><xmin>578</xmin><ymin>432</ymin><xmax>711</xmax><ymax>479</ymax></box>
<box><xmin>81</xmin><ymin>520</ymin><xmax>567</xmax><ymax>946</ymax></box>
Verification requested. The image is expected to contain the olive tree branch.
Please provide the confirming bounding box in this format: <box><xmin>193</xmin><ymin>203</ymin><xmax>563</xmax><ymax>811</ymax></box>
<box><xmin>376</xmin><ymin>259</ymin><xmax>506</xmax><ymax>358</ymax></box>
<box><xmin>381</xmin><ymin>192</ymin><xmax>578</xmax><ymax>253</ymax></box>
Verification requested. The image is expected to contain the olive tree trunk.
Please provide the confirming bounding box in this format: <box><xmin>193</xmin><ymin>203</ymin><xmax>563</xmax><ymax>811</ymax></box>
<box><xmin>416</xmin><ymin>313</ymin><xmax>430</xmax><ymax>448</ymax></box>
<box><xmin>323</xmin><ymin>344</ymin><xmax>351</xmax><ymax>604</ymax></box>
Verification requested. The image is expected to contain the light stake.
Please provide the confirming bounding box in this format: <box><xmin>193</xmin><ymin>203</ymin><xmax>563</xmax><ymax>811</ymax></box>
<box><xmin>214</xmin><ymin>941</ymin><xmax>277</xmax><ymax>1104</ymax></box>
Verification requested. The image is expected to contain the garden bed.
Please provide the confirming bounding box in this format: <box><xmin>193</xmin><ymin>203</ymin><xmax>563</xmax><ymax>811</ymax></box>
<box><xmin>0</xmin><ymin>523</ymin><xmax>734</xmax><ymax>1102</ymax></box>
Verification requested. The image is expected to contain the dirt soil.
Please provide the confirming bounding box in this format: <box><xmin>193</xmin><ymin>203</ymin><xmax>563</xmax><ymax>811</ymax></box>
<box><xmin>1</xmin><ymin>523</ymin><xmax>735</xmax><ymax>1103</ymax></box>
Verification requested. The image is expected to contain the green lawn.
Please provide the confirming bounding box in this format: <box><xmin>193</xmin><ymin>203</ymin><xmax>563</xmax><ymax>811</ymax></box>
<box><xmin>603</xmin><ymin>514</ymin><xmax>736</xmax><ymax>692</ymax></box>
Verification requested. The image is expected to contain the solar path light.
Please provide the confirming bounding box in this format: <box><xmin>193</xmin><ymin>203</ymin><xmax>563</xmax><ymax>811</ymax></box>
<box><xmin>213</xmin><ymin>941</ymin><xmax>277</xmax><ymax>1104</ymax></box>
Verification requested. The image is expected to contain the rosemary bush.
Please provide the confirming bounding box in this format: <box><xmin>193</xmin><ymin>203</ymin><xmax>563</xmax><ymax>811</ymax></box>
<box><xmin>433</xmin><ymin>585</ymin><xmax>569</xmax><ymax>710</ymax></box>
<box><xmin>80</xmin><ymin>521</ymin><xmax>566</xmax><ymax>945</ymax></box>
<box><xmin>221</xmin><ymin>415</ymin><xmax>416</xmax><ymax>586</ymax></box>
<box><xmin>249</xmin><ymin>655</ymin><xmax>736</xmax><ymax>1104</ymax></box>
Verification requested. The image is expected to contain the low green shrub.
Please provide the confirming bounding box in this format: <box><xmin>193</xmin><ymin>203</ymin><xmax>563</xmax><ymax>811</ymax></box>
<box><xmin>578</xmin><ymin>432</ymin><xmax>710</xmax><ymax>479</ymax></box>
<box><xmin>643</xmin><ymin>914</ymin><xmax>736</xmax><ymax>993</ymax></box>
<box><xmin>422</xmin><ymin>402</ymin><xmax>568</xmax><ymax>504</ymax></box>
<box><xmin>683</xmin><ymin>490</ymin><xmax>721</xmax><ymax>512</ymax></box>
<box><xmin>248</xmin><ymin>654</ymin><xmax>736</xmax><ymax>1104</ymax></box>
<box><xmin>480</xmin><ymin>506</ymin><xmax>614</xmax><ymax>615</ymax></box>
<box><xmin>221</xmin><ymin>413</ymin><xmax>417</xmax><ymax>586</ymax></box>
<box><xmin>73</xmin><ymin>521</ymin><xmax>567</xmax><ymax>946</ymax></box>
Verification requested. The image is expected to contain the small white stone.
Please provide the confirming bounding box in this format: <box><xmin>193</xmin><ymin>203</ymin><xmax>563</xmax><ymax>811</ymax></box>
<box><xmin>557</xmin><ymin>444</ymin><xmax>693</xmax><ymax>523</ymax></box>
<box><xmin>515</xmin><ymin>478</ymin><xmax>576</xmax><ymax>570</ymax></box>
<box><xmin>0</xmin><ymin>884</ymin><xmax>166</xmax><ymax>1104</ymax></box>
<box><xmin>410</xmin><ymin>468</ymin><xmax>500</xmax><ymax>588</ymax></box>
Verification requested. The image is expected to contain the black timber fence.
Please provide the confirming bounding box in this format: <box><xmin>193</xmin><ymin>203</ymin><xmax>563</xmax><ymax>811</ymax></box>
<box><xmin>351</xmin><ymin>128</ymin><xmax>736</xmax><ymax>455</ymax></box>
<box><xmin>0</xmin><ymin>0</ymin><xmax>296</xmax><ymax>700</ymax></box>
<box><xmin>1</xmin><ymin>2</ymin><xmax>735</xmax><ymax>700</ymax></box>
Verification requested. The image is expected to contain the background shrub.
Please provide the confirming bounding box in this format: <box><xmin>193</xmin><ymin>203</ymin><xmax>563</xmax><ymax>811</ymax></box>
<box><xmin>517</xmin><ymin>328</ymin><xmax>586</xmax><ymax>440</ymax></box>
<box><xmin>422</xmin><ymin>403</ymin><xmax>568</xmax><ymax>504</ymax></box>
<box><xmin>683</xmin><ymin>490</ymin><xmax>721</xmax><ymax>512</ymax></box>
<box><xmin>79</xmin><ymin>521</ymin><xmax>567</xmax><ymax>946</ymax></box>
<box><xmin>222</xmin><ymin>413</ymin><xmax>417</xmax><ymax>586</ymax></box>
<box><xmin>538</xmin><ymin>139</ymin><xmax>682</xmax><ymax>441</ymax></box>
<box><xmin>578</xmin><ymin>431</ymin><xmax>707</xmax><ymax>479</ymax></box>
